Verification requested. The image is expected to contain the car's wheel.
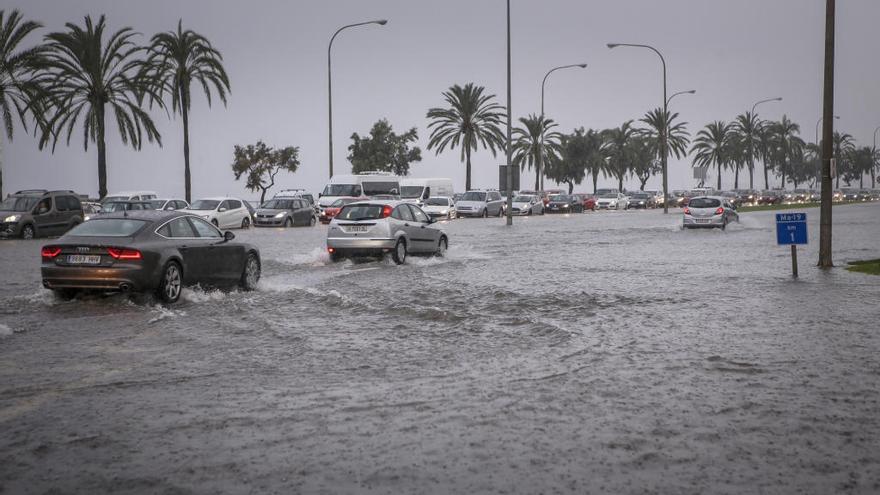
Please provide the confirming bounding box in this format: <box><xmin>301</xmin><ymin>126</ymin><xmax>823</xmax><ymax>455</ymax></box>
<box><xmin>391</xmin><ymin>238</ymin><xmax>407</xmax><ymax>265</ymax></box>
<box><xmin>540</xmin><ymin>208</ymin><xmax>545</xmax><ymax>215</ymax></box>
<box><xmin>284</xmin><ymin>217</ymin><xmax>293</xmax><ymax>228</ymax></box>
<box><xmin>211</xmin><ymin>219</ymin><xmax>219</xmax><ymax>227</ymax></box>
<box><xmin>157</xmin><ymin>262</ymin><xmax>182</xmax><ymax>304</ymax></box>
<box><xmin>437</xmin><ymin>236</ymin><xmax>448</xmax><ymax>257</ymax></box>
<box><xmin>21</xmin><ymin>224</ymin><xmax>35</xmax><ymax>240</ymax></box>
<box><xmin>240</xmin><ymin>252</ymin><xmax>260</xmax><ymax>290</ymax></box>
<box><xmin>721</xmin><ymin>219</ymin><xmax>728</xmax><ymax>231</ymax></box>
<box><xmin>497</xmin><ymin>207</ymin><xmax>503</xmax><ymax>217</ymax></box>
<box><xmin>309</xmin><ymin>216</ymin><xmax>316</xmax><ymax>226</ymax></box>
<box><xmin>241</xmin><ymin>216</ymin><xmax>251</xmax><ymax>229</ymax></box>
<box><xmin>329</xmin><ymin>251</ymin><xmax>343</xmax><ymax>262</ymax></box>
<box><xmin>52</xmin><ymin>288</ymin><xmax>78</xmax><ymax>301</ymax></box>
<box><xmin>482</xmin><ymin>208</ymin><xmax>488</xmax><ymax>218</ymax></box>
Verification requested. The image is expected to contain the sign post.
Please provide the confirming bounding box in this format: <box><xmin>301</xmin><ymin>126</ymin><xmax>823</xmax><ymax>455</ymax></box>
<box><xmin>776</xmin><ymin>213</ymin><xmax>808</xmax><ymax>278</ymax></box>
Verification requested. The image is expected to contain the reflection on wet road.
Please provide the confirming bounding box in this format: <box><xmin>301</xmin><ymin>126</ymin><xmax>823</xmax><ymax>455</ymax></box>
<box><xmin>1</xmin><ymin>205</ymin><xmax>879</xmax><ymax>493</ymax></box>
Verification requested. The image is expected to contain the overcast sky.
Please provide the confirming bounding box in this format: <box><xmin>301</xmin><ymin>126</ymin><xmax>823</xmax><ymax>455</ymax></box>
<box><xmin>3</xmin><ymin>0</ymin><xmax>879</xmax><ymax>200</ymax></box>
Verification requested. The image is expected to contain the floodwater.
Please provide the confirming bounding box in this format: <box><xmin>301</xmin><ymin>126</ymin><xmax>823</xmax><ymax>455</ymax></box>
<box><xmin>1</xmin><ymin>204</ymin><xmax>878</xmax><ymax>494</ymax></box>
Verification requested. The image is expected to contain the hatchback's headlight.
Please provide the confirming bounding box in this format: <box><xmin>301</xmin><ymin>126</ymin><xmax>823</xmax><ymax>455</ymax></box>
<box><xmin>4</xmin><ymin>215</ymin><xmax>19</xmax><ymax>223</ymax></box>
<box><xmin>274</xmin><ymin>212</ymin><xmax>285</xmax><ymax>218</ymax></box>
<box><xmin>440</xmin><ymin>209</ymin><xmax>448</xmax><ymax>215</ymax></box>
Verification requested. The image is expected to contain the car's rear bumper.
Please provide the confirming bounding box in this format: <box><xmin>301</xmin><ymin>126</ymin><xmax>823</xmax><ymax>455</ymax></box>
<box><xmin>41</xmin><ymin>264</ymin><xmax>153</xmax><ymax>291</ymax></box>
<box><xmin>683</xmin><ymin>216</ymin><xmax>725</xmax><ymax>228</ymax></box>
<box><xmin>326</xmin><ymin>237</ymin><xmax>397</xmax><ymax>251</ymax></box>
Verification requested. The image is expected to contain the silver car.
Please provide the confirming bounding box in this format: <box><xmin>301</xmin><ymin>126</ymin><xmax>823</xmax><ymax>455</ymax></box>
<box><xmin>510</xmin><ymin>194</ymin><xmax>544</xmax><ymax>215</ymax></box>
<box><xmin>326</xmin><ymin>201</ymin><xmax>448</xmax><ymax>264</ymax></box>
<box><xmin>683</xmin><ymin>196</ymin><xmax>739</xmax><ymax>230</ymax></box>
<box><xmin>455</xmin><ymin>190</ymin><xmax>505</xmax><ymax>218</ymax></box>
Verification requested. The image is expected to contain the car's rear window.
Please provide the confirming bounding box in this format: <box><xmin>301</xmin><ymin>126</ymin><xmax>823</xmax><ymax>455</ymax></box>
<box><xmin>69</xmin><ymin>219</ymin><xmax>147</xmax><ymax>237</ymax></box>
<box><xmin>337</xmin><ymin>204</ymin><xmax>385</xmax><ymax>221</ymax></box>
<box><xmin>688</xmin><ymin>198</ymin><xmax>721</xmax><ymax>208</ymax></box>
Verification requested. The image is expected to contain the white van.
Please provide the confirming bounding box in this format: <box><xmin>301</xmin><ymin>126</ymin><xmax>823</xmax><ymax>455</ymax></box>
<box><xmin>318</xmin><ymin>172</ymin><xmax>401</xmax><ymax>208</ymax></box>
<box><xmin>399</xmin><ymin>178</ymin><xmax>454</xmax><ymax>205</ymax></box>
<box><xmin>102</xmin><ymin>190</ymin><xmax>158</xmax><ymax>204</ymax></box>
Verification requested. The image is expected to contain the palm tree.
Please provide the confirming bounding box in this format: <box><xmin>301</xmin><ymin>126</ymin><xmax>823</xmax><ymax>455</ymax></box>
<box><xmin>639</xmin><ymin>107</ymin><xmax>690</xmax><ymax>163</ymax></box>
<box><xmin>831</xmin><ymin>131</ymin><xmax>855</xmax><ymax>188</ymax></box>
<box><xmin>732</xmin><ymin>112</ymin><xmax>761</xmax><ymax>189</ymax></box>
<box><xmin>426</xmin><ymin>83</ymin><xmax>506</xmax><ymax>192</ymax></box>
<box><xmin>628</xmin><ymin>136</ymin><xmax>658</xmax><ymax>190</ymax></box>
<box><xmin>726</xmin><ymin>132</ymin><xmax>749</xmax><ymax>189</ymax></box>
<box><xmin>143</xmin><ymin>20</ymin><xmax>230</xmax><ymax>202</ymax></box>
<box><xmin>755</xmin><ymin>121</ymin><xmax>775</xmax><ymax>189</ymax></box>
<box><xmin>602</xmin><ymin>121</ymin><xmax>637</xmax><ymax>191</ymax></box>
<box><xmin>579</xmin><ymin>128</ymin><xmax>608</xmax><ymax>193</ymax></box>
<box><xmin>768</xmin><ymin>116</ymin><xmax>805</xmax><ymax>187</ymax></box>
<box><xmin>691</xmin><ymin>121</ymin><xmax>733</xmax><ymax>190</ymax></box>
<box><xmin>511</xmin><ymin>114</ymin><xmax>562</xmax><ymax>190</ymax></box>
<box><xmin>0</xmin><ymin>9</ymin><xmax>50</xmax><ymax>197</ymax></box>
<box><xmin>40</xmin><ymin>15</ymin><xmax>161</xmax><ymax>199</ymax></box>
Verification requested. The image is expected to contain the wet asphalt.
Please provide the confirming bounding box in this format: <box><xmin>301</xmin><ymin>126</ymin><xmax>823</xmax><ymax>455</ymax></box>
<box><xmin>1</xmin><ymin>204</ymin><xmax>879</xmax><ymax>494</ymax></box>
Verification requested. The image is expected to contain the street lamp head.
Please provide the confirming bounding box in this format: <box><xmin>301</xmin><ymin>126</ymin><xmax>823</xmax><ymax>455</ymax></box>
<box><xmin>375</xmin><ymin>19</ymin><xmax>388</xmax><ymax>25</ymax></box>
<box><xmin>833</xmin><ymin>115</ymin><xmax>841</xmax><ymax>120</ymax></box>
<box><xmin>774</xmin><ymin>97</ymin><xmax>783</xmax><ymax>101</ymax></box>
<box><xmin>577</xmin><ymin>63</ymin><xmax>587</xmax><ymax>68</ymax></box>
<box><xmin>606</xmin><ymin>43</ymin><xmax>619</xmax><ymax>49</ymax></box>
<box><xmin>686</xmin><ymin>90</ymin><xmax>696</xmax><ymax>95</ymax></box>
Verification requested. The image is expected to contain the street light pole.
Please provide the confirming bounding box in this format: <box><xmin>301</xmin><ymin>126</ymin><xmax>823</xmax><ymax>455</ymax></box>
<box><xmin>814</xmin><ymin>115</ymin><xmax>840</xmax><ymax>147</ymax></box>
<box><xmin>818</xmin><ymin>0</ymin><xmax>835</xmax><ymax>268</ymax></box>
<box><xmin>328</xmin><ymin>19</ymin><xmax>387</xmax><ymax>180</ymax></box>
<box><xmin>538</xmin><ymin>63</ymin><xmax>587</xmax><ymax>192</ymax></box>
<box><xmin>505</xmin><ymin>0</ymin><xmax>513</xmax><ymax>226</ymax></box>
<box><xmin>666</xmin><ymin>89</ymin><xmax>695</xmax><ymax>107</ymax></box>
<box><xmin>748</xmin><ymin>97</ymin><xmax>782</xmax><ymax>190</ymax></box>
<box><xmin>608</xmin><ymin>43</ymin><xmax>669</xmax><ymax>213</ymax></box>
<box><xmin>872</xmin><ymin>125</ymin><xmax>880</xmax><ymax>189</ymax></box>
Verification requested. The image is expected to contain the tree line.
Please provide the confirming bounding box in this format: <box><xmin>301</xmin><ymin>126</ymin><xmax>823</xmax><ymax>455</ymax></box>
<box><xmin>0</xmin><ymin>10</ymin><xmax>229</xmax><ymax>200</ymax></box>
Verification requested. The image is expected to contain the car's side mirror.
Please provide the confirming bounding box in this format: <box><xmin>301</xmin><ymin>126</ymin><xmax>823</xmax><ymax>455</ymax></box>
<box><xmin>224</xmin><ymin>231</ymin><xmax>235</xmax><ymax>242</ymax></box>
<box><xmin>218</xmin><ymin>207</ymin><xmax>227</xmax><ymax>212</ymax></box>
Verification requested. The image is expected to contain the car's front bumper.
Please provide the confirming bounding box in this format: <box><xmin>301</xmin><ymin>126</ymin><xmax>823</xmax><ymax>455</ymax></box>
<box><xmin>0</xmin><ymin>222</ymin><xmax>22</xmax><ymax>237</ymax></box>
<box><xmin>254</xmin><ymin>217</ymin><xmax>285</xmax><ymax>227</ymax></box>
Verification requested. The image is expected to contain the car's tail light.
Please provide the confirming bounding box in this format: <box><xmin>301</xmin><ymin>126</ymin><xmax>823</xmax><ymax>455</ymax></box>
<box><xmin>381</xmin><ymin>205</ymin><xmax>393</xmax><ymax>218</ymax></box>
<box><xmin>683</xmin><ymin>207</ymin><xmax>690</xmax><ymax>215</ymax></box>
<box><xmin>327</xmin><ymin>247</ymin><xmax>335</xmax><ymax>254</ymax></box>
<box><xmin>714</xmin><ymin>207</ymin><xmax>724</xmax><ymax>215</ymax></box>
<box><xmin>107</xmin><ymin>247</ymin><xmax>142</xmax><ymax>260</ymax></box>
<box><xmin>41</xmin><ymin>246</ymin><xmax>62</xmax><ymax>259</ymax></box>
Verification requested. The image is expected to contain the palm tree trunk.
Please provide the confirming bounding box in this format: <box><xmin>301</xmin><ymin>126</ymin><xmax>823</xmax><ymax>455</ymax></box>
<box><xmin>97</xmin><ymin>101</ymin><xmax>108</xmax><ymax>199</ymax></box>
<box><xmin>535</xmin><ymin>159</ymin><xmax>540</xmax><ymax>191</ymax></box>
<box><xmin>592</xmin><ymin>170</ymin><xmax>598</xmax><ymax>194</ymax></box>
<box><xmin>871</xmin><ymin>166</ymin><xmax>875</xmax><ymax>189</ymax></box>
<box><xmin>567</xmin><ymin>180</ymin><xmax>573</xmax><ymax>194</ymax></box>
<box><xmin>617</xmin><ymin>174</ymin><xmax>623</xmax><ymax>192</ymax></box>
<box><xmin>763</xmin><ymin>160</ymin><xmax>769</xmax><ymax>190</ymax></box>
<box><xmin>748</xmin><ymin>163</ymin><xmax>754</xmax><ymax>190</ymax></box>
<box><xmin>465</xmin><ymin>147</ymin><xmax>472</xmax><ymax>192</ymax></box>
<box><xmin>734</xmin><ymin>165</ymin><xmax>740</xmax><ymax>189</ymax></box>
<box><xmin>181</xmin><ymin>86</ymin><xmax>192</xmax><ymax>203</ymax></box>
<box><xmin>717</xmin><ymin>161</ymin><xmax>722</xmax><ymax>190</ymax></box>
<box><xmin>0</xmin><ymin>134</ymin><xmax>4</xmax><ymax>199</ymax></box>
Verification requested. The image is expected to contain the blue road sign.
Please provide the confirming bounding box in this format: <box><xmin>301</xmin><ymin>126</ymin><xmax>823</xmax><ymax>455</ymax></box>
<box><xmin>776</xmin><ymin>213</ymin><xmax>808</xmax><ymax>245</ymax></box>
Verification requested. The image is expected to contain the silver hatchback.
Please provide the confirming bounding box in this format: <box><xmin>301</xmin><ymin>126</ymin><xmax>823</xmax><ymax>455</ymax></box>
<box><xmin>683</xmin><ymin>196</ymin><xmax>739</xmax><ymax>229</ymax></box>
<box><xmin>326</xmin><ymin>201</ymin><xmax>448</xmax><ymax>264</ymax></box>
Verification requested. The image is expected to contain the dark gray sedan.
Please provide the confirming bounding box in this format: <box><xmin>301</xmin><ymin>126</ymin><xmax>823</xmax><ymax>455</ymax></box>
<box><xmin>41</xmin><ymin>210</ymin><xmax>261</xmax><ymax>303</ymax></box>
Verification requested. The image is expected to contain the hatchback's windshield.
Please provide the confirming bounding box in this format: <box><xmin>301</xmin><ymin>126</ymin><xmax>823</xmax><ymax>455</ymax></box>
<box><xmin>331</xmin><ymin>198</ymin><xmax>358</xmax><ymax>207</ymax></box>
<box><xmin>337</xmin><ymin>204</ymin><xmax>386</xmax><ymax>221</ymax></box>
<box><xmin>632</xmin><ymin>193</ymin><xmax>650</xmax><ymax>199</ymax></box>
<box><xmin>190</xmin><ymin>200</ymin><xmax>220</xmax><ymax>210</ymax></box>
<box><xmin>424</xmin><ymin>198</ymin><xmax>449</xmax><ymax>206</ymax></box>
<box><xmin>550</xmin><ymin>195</ymin><xmax>571</xmax><ymax>202</ymax></box>
<box><xmin>513</xmin><ymin>196</ymin><xmax>533</xmax><ymax>202</ymax></box>
<box><xmin>689</xmin><ymin>198</ymin><xmax>721</xmax><ymax>208</ymax></box>
<box><xmin>261</xmin><ymin>199</ymin><xmax>293</xmax><ymax>209</ymax></box>
<box><xmin>0</xmin><ymin>196</ymin><xmax>39</xmax><ymax>212</ymax></box>
<box><xmin>599</xmin><ymin>193</ymin><xmax>618</xmax><ymax>199</ymax></box>
<box><xmin>323</xmin><ymin>184</ymin><xmax>361</xmax><ymax>197</ymax></box>
<box><xmin>103</xmin><ymin>202</ymin><xmax>153</xmax><ymax>212</ymax></box>
<box><xmin>461</xmin><ymin>192</ymin><xmax>486</xmax><ymax>201</ymax></box>
<box><xmin>101</xmin><ymin>196</ymin><xmax>129</xmax><ymax>204</ymax></box>
<box><xmin>69</xmin><ymin>219</ymin><xmax>147</xmax><ymax>237</ymax></box>
<box><xmin>148</xmin><ymin>200</ymin><xmax>167</xmax><ymax>209</ymax></box>
<box><xmin>400</xmin><ymin>186</ymin><xmax>423</xmax><ymax>199</ymax></box>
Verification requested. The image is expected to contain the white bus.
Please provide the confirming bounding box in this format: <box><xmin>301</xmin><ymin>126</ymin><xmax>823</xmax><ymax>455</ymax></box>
<box><xmin>317</xmin><ymin>172</ymin><xmax>401</xmax><ymax>208</ymax></box>
<box><xmin>399</xmin><ymin>178</ymin><xmax>455</xmax><ymax>204</ymax></box>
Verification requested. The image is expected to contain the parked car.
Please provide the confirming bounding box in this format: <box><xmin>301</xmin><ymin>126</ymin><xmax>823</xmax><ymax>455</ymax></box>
<box><xmin>86</xmin><ymin>201</ymin><xmax>156</xmax><ymax>221</ymax></box>
<box><xmin>40</xmin><ymin>210</ymin><xmax>260</xmax><ymax>303</ymax></box>
<box><xmin>188</xmin><ymin>197</ymin><xmax>252</xmax><ymax>229</ymax></box>
<box><xmin>573</xmin><ymin>192</ymin><xmax>597</xmax><ymax>211</ymax></box>
<box><xmin>254</xmin><ymin>197</ymin><xmax>316</xmax><ymax>227</ymax></box>
<box><xmin>148</xmin><ymin>198</ymin><xmax>190</xmax><ymax>211</ymax></box>
<box><xmin>758</xmin><ymin>190</ymin><xmax>783</xmax><ymax>205</ymax></box>
<box><xmin>682</xmin><ymin>196</ymin><xmax>739</xmax><ymax>230</ymax></box>
<box><xmin>595</xmin><ymin>192</ymin><xmax>629</xmax><ymax>210</ymax></box>
<box><xmin>510</xmin><ymin>194</ymin><xmax>544</xmax><ymax>215</ymax></box>
<box><xmin>421</xmin><ymin>196</ymin><xmax>458</xmax><ymax>220</ymax></box>
<box><xmin>101</xmin><ymin>191</ymin><xmax>158</xmax><ymax>204</ymax></box>
<box><xmin>545</xmin><ymin>194</ymin><xmax>583</xmax><ymax>213</ymax></box>
<box><xmin>643</xmin><ymin>189</ymin><xmax>664</xmax><ymax>207</ymax></box>
<box><xmin>626</xmin><ymin>192</ymin><xmax>656</xmax><ymax>209</ymax></box>
<box><xmin>671</xmin><ymin>190</ymin><xmax>690</xmax><ymax>207</ymax></box>
<box><xmin>326</xmin><ymin>201</ymin><xmax>448</xmax><ymax>264</ymax></box>
<box><xmin>733</xmin><ymin>189</ymin><xmax>759</xmax><ymax>205</ymax></box>
<box><xmin>455</xmin><ymin>190</ymin><xmax>505</xmax><ymax>218</ymax></box>
<box><xmin>320</xmin><ymin>197</ymin><xmax>364</xmax><ymax>224</ymax></box>
<box><xmin>1</xmin><ymin>189</ymin><xmax>85</xmax><ymax>239</ymax></box>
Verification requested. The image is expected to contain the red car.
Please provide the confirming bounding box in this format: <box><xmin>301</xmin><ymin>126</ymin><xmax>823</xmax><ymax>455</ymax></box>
<box><xmin>574</xmin><ymin>192</ymin><xmax>597</xmax><ymax>211</ymax></box>
<box><xmin>542</xmin><ymin>189</ymin><xmax>564</xmax><ymax>205</ymax></box>
<box><xmin>319</xmin><ymin>197</ymin><xmax>365</xmax><ymax>224</ymax></box>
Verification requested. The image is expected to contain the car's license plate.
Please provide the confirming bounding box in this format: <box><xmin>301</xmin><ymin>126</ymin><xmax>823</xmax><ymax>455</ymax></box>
<box><xmin>67</xmin><ymin>254</ymin><xmax>102</xmax><ymax>264</ymax></box>
<box><xmin>345</xmin><ymin>225</ymin><xmax>368</xmax><ymax>233</ymax></box>
<box><xmin>695</xmin><ymin>219</ymin><xmax>710</xmax><ymax>223</ymax></box>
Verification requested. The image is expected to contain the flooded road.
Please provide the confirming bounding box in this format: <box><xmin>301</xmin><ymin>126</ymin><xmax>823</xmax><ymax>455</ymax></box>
<box><xmin>1</xmin><ymin>204</ymin><xmax>879</xmax><ymax>494</ymax></box>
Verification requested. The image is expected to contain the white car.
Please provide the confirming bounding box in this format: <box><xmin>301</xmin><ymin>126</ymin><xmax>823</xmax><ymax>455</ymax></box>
<box><xmin>148</xmin><ymin>198</ymin><xmax>190</xmax><ymax>211</ymax></box>
<box><xmin>102</xmin><ymin>190</ymin><xmax>158</xmax><ymax>204</ymax></box>
<box><xmin>421</xmin><ymin>197</ymin><xmax>457</xmax><ymax>220</ymax></box>
<box><xmin>596</xmin><ymin>192</ymin><xmax>629</xmax><ymax>210</ymax></box>
<box><xmin>188</xmin><ymin>197</ymin><xmax>252</xmax><ymax>229</ymax></box>
<box><xmin>510</xmin><ymin>194</ymin><xmax>544</xmax><ymax>215</ymax></box>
